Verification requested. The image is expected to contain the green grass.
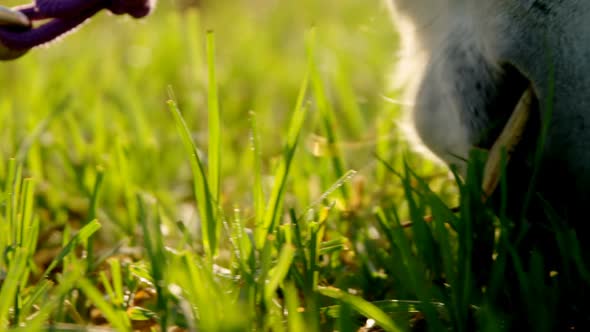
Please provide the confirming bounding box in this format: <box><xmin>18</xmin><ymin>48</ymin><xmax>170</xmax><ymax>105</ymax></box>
<box><xmin>0</xmin><ymin>0</ymin><xmax>588</xmax><ymax>331</ymax></box>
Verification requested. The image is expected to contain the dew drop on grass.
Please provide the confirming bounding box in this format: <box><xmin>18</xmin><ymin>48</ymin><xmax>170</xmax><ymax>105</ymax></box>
<box><xmin>365</xmin><ymin>318</ymin><xmax>376</xmax><ymax>328</ymax></box>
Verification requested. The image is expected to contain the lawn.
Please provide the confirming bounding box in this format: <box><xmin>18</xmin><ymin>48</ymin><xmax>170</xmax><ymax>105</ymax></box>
<box><xmin>0</xmin><ymin>0</ymin><xmax>587</xmax><ymax>331</ymax></box>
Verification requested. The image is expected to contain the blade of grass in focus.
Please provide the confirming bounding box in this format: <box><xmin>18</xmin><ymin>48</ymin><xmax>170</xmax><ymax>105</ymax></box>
<box><xmin>318</xmin><ymin>286</ymin><xmax>401</xmax><ymax>332</ymax></box>
<box><xmin>167</xmin><ymin>95</ymin><xmax>217</xmax><ymax>259</ymax></box>
<box><xmin>256</xmin><ymin>30</ymin><xmax>314</xmax><ymax>249</ymax></box>
<box><xmin>206</xmin><ymin>31</ymin><xmax>221</xmax><ymax>205</ymax></box>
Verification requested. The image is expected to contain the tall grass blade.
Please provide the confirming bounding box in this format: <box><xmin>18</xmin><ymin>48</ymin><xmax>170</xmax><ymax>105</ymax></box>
<box><xmin>256</xmin><ymin>31</ymin><xmax>313</xmax><ymax>248</ymax></box>
<box><xmin>265</xmin><ymin>244</ymin><xmax>296</xmax><ymax>301</ymax></box>
<box><xmin>206</xmin><ymin>31</ymin><xmax>221</xmax><ymax>204</ymax></box>
<box><xmin>167</xmin><ymin>97</ymin><xmax>217</xmax><ymax>258</ymax></box>
<box><xmin>86</xmin><ymin>166</ymin><xmax>105</xmax><ymax>270</ymax></box>
<box><xmin>249</xmin><ymin>111</ymin><xmax>265</xmax><ymax>227</ymax></box>
<box><xmin>0</xmin><ymin>248</ymin><xmax>28</xmax><ymax>326</ymax></box>
<box><xmin>137</xmin><ymin>196</ymin><xmax>169</xmax><ymax>330</ymax></box>
<box><xmin>284</xmin><ymin>282</ymin><xmax>305</xmax><ymax>332</ymax></box>
<box><xmin>318</xmin><ymin>286</ymin><xmax>401</xmax><ymax>332</ymax></box>
<box><xmin>308</xmin><ymin>32</ymin><xmax>349</xmax><ymax>199</ymax></box>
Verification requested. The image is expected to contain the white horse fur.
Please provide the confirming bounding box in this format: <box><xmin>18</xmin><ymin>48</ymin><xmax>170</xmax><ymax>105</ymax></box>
<box><xmin>387</xmin><ymin>0</ymin><xmax>590</xmax><ymax>219</ymax></box>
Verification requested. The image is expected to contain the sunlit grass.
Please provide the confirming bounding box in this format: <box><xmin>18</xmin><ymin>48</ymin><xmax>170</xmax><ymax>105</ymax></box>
<box><xmin>0</xmin><ymin>0</ymin><xmax>585</xmax><ymax>331</ymax></box>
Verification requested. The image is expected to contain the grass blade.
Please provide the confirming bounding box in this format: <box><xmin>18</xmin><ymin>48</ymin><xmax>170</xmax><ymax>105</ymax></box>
<box><xmin>249</xmin><ymin>111</ymin><xmax>265</xmax><ymax>228</ymax></box>
<box><xmin>284</xmin><ymin>282</ymin><xmax>305</xmax><ymax>332</ymax></box>
<box><xmin>318</xmin><ymin>286</ymin><xmax>401</xmax><ymax>332</ymax></box>
<box><xmin>265</xmin><ymin>244</ymin><xmax>296</xmax><ymax>301</ymax></box>
<box><xmin>206</xmin><ymin>31</ymin><xmax>221</xmax><ymax>204</ymax></box>
<box><xmin>256</xmin><ymin>31</ymin><xmax>313</xmax><ymax>248</ymax></box>
<box><xmin>87</xmin><ymin>166</ymin><xmax>105</xmax><ymax>270</ymax></box>
<box><xmin>308</xmin><ymin>32</ymin><xmax>348</xmax><ymax>199</ymax></box>
<box><xmin>167</xmin><ymin>97</ymin><xmax>217</xmax><ymax>258</ymax></box>
<box><xmin>78</xmin><ymin>277</ymin><xmax>131</xmax><ymax>331</ymax></box>
<box><xmin>0</xmin><ymin>248</ymin><xmax>28</xmax><ymax>325</ymax></box>
<box><xmin>43</xmin><ymin>219</ymin><xmax>102</xmax><ymax>278</ymax></box>
<box><xmin>137</xmin><ymin>196</ymin><xmax>169</xmax><ymax>330</ymax></box>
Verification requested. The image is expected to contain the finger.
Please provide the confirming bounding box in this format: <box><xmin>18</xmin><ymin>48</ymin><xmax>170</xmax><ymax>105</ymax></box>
<box><xmin>0</xmin><ymin>6</ymin><xmax>30</xmax><ymax>27</ymax></box>
<box><xmin>0</xmin><ymin>6</ymin><xmax>31</xmax><ymax>60</ymax></box>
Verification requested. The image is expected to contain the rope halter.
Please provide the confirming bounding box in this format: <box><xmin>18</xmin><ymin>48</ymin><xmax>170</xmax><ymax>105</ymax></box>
<box><xmin>0</xmin><ymin>0</ymin><xmax>154</xmax><ymax>60</ymax></box>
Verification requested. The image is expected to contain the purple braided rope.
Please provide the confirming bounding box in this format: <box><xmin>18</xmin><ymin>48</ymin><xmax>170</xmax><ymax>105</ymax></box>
<box><xmin>0</xmin><ymin>0</ymin><xmax>153</xmax><ymax>51</ymax></box>
<box><xmin>20</xmin><ymin>0</ymin><xmax>103</xmax><ymax>19</ymax></box>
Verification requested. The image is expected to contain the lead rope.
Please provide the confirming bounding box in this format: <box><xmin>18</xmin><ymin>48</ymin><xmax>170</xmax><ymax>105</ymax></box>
<box><xmin>0</xmin><ymin>0</ymin><xmax>153</xmax><ymax>60</ymax></box>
